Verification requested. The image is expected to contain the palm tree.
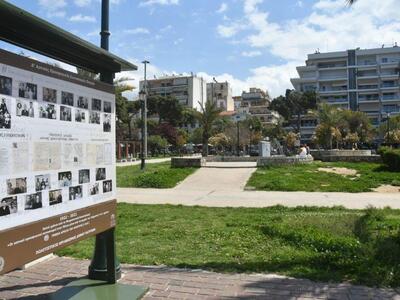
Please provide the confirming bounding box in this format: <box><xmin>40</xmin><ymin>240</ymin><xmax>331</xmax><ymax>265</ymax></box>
<box><xmin>196</xmin><ymin>100</ymin><xmax>222</xmax><ymax>156</ymax></box>
<box><xmin>346</xmin><ymin>0</ymin><xmax>357</xmax><ymax>5</ymax></box>
<box><xmin>313</xmin><ymin>103</ymin><xmax>343</xmax><ymax>149</ymax></box>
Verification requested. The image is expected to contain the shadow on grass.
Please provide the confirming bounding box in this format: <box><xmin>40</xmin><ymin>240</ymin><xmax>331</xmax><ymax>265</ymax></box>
<box><xmin>371</xmin><ymin>165</ymin><xmax>398</xmax><ymax>173</ymax></box>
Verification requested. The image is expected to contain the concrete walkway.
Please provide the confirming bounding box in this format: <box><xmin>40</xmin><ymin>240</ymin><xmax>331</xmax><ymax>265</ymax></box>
<box><xmin>117</xmin><ymin>164</ymin><xmax>400</xmax><ymax>209</ymax></box>
<box><xmin>1</xmin><ymin>256</ymin><xmax>399</xmax><ymax>299</ymax></box>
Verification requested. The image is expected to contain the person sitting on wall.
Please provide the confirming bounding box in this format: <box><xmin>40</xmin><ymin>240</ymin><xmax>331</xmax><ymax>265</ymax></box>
<box><xmin>299</xmin><ymin>144</ymin><xmax>308</xmax><ymax>158</ymax></box>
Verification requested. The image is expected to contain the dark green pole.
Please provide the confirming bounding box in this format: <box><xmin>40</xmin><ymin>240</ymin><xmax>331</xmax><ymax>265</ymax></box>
<box><xmin>88</xmin><ymin>0</ymin><xmax>121</xmax><ymax>283</ymax></box>
<box><xmin>237</xmin><ymin>121</ymin><xmax>240</xmax><ymax>156</ymax></box>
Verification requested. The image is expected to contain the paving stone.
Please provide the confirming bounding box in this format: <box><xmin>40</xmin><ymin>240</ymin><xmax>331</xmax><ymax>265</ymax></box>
<box><xmin>0</xmin><ymin>257</ymin><xmax>400</xmax><ymax>300</ymax></box>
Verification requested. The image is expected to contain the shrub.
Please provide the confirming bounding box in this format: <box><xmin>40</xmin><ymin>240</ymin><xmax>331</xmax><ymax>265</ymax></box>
<box><xmin>379</xmin><ymin>148</ymin><xmax>400</xmax><ymax>171</ymax></box>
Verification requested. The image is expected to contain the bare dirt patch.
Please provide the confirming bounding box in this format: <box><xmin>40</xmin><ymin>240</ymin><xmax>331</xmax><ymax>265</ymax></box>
<box><xmin>318</xmin><ymin>167</ymin><xmax>358</xmax><ymax>177</ymax></box>
<box><xmin>373</xmin><ymin>185</ymin><xmax>400</xmax><ymax>193</ymax></box>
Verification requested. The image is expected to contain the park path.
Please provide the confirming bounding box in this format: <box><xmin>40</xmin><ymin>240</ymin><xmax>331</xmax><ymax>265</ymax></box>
<box><xmin>117</xmin><ymin>162</ymin><xmax>400</xmax><ymax>209</ymax></box>
<box><xmin>117</xmin><ymin>157</ymin><xmax>171</xmax><ymax>167</ymax></box>
<box><xmin>175</xmin><ymin>164</ymin><xmax>256</xmax><ymax>192</ymax></box>
<box><xmin>1</xmin><ymin>256</ymin><xmax>399</xmax><ymax>299</ymax></box>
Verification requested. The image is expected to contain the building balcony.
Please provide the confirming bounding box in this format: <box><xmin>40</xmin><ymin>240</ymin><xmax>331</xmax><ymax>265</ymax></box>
<box><xmin>318</xmin><ymin>76</ymin><xmax>347</xmax><ymax>82</ymax></box>
<box><xmin>382</xmin><ymin>96</ymin><xmax>400</xmax><ymax>102</ymax></box>
<box><xmin>324</xmin><ymin>98</ymin><xmax>348</xmax><ymax>103</ymax></box>
<box><xmin>358</xmin><ymin>98</ymin><xmax>379</xmax><ymax>103</ymax></box>
<box><xmin>357</xmin><ymin>85</ymin><xmax>379</xmax><ymax>91</ymax></box>
<box><xmin>319</xmin><ymin>87</ymin><xmax>347</xmax><ymax>94</ymax></box>
<box><xmin>357</xmin><ymin>75</ymin><xmax>379</xmax><ymax>80</ymax></box>
<box><xmin>364</xmin><ymin>111</ymin><xmax>380</xmax><ymax>115</ymax></box>
<box><xmin>380</xmin><ymin>73</ymin><xmax>399</xmax><ymax>79</ymax></box>
<box><xmin>380</xmin><ymin>61</ymin><xmax>400</xmax><ymax>68</ymax></box>
<box><xmin>318</xmin><ymin>64</ymin><xmax>347</xmax><ymax>70</ymax></box>
<box><xmin>380</xmin><ymin>84</ymin><xmax>399</xmax><ymax>90</ymax></box>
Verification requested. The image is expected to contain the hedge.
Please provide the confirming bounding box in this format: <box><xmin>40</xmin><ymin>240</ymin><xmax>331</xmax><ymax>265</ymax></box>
<box><xmin>379</xmin><ymin>147</ymin><xmax>400</xmax><ymax>171</ymax></box>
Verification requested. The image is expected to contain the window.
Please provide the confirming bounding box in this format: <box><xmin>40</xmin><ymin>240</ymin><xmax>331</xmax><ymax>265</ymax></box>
<box><xmin>382</xmin><ymin>58</ymin><xmax>388</xmax><ymax>63</ymax></box>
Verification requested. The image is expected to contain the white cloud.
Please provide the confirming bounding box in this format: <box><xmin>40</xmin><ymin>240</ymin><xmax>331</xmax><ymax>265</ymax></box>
<box><xmin>74</xmin><ymin>0</ymin><xmax>91</xmax><ymax>6</ymax></box>
<box><xmin>87</xmin><ymin>30</ymin><xmax>100</xmax><ymax>37</ymax></box>
<box><xmin>69</xmin><ymin>14</ymin><xmax>97</xmax><ymax>23</ymax></box>
<box><xmin>173</xmin><ymin>38</ymin><xmax>184</xmax><ymax>45</ymax></box>
<box><xmin>139</xmin><ymin>0</ymin><xmax>179</xmax><ymax>7</ymax></box>
<box><xmin>38</xmin><ymin>0</ymin><xmax>66</xmax><ymax>18</ymax></box>
<box><xmin>217</xmin><ymin>3</ymin><xmax>228</xmax><ymax>14</ymax></box>
<box><xmin>241</xmin><ymin>50</ymin><xmax>262</xmax><ymax>57</ymax></box>
<box><xmin>296</xmin><ymin>1</ymin><xmax>303</xmax><ymax>7</ymax></box>
<box><xmin>219</xmin><ymin>0</ymin><xmax>400</xmax><ymax>61</ymax></box>
<box><xmin>214</xmin><ymin>0</ymin><xmax>400</xmax><ymax>96</ymax></box>
<box><xmin>198</xmin><ymin>61</ymin><xmax>299</xmax><ymax>98</ymax></box>
<box><xmin>160</xmin><ymin>25</ymin><xmax>173</xmax><ymax>33</ymax></box>
<box><xmin>217</xmin><ymin>23</ymin><xmax>247</xmax><ymax>38</ymax></box>
<box><xmin>124</xmin><ymin>27</ymin><xmax>150</xmax><ymax>35</ymax></box>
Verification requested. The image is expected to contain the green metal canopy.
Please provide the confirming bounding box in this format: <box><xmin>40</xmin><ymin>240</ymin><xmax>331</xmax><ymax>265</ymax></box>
<box><xmin>0</xmin><ymin>0</ymin><xmax>137</xmax><ymax>73</ymax></box>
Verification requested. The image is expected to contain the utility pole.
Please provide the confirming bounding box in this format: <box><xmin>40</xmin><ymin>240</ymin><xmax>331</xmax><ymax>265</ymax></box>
<box><xmin>140</xmin><ymin>60</ymin><xmax>150</xmax><ymax>170</ymax></box>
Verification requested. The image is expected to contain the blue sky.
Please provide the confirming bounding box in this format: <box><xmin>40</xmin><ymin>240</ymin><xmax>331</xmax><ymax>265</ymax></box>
<box><xmin>4</xmin><ymin>0</ymin><xmax>400</xmax><ymax>97</ymax></box>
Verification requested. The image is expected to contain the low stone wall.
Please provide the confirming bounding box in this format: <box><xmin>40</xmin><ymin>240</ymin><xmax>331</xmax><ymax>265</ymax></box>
<box><xmin>320</xmin><ymin>155</ymin><xmax>381</xmax><ymax>163</ymax></box>
<box><xmin>257</xmin><ymin>156</ymin><xmax>314</xmax><ymax>167</ymax></box>
<box><xmin>311</xmin><ymin>150</ymin><xmax>372</xmax><ymax>160</ymax></box>
<box><xmin>205</xmin><ymin>156</ymin><xmax>258</xmax><ymax>162</ymax></box>
<box><xmin>310</xmin><ymin>150</ymin><xmax>381</xmax><ymax>162</ymax></box>
<box><xmin>171</xmin><ymin>157</ymin><xmax>205</xmax><ymax>168</ymax></box>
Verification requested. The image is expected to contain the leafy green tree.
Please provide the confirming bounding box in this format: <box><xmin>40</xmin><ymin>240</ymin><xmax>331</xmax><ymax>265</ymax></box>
<box><xmin>270</xmin><ymin>89</ymin><xmax>318</xmax><ymax>132</ymax></box>
<box><xmin>213</xmin><ymin>116</ymin><xmax>234</xmax><ymax>135</ymax></box>
<box><xmin>340</xmin><ymin>110</ymin><xmax>374</xmax><ymax>144</ymax></box>
<box><xmin>385</xmin><ymin>130</ymin><xmax>400</xmax><ymax>144</ymax></box>
<box><xmin>180</xmin><ymin>107</ymin><xmax>198</xmax><ymax>128</ymax></box>
<box><xmin>196</xmin><ymin>100</ymin><xmax>222</xmax><ymax>156</ymax></box>
<box><xmin>114</xmin><ymin>78</ymin><xmax>136</xmax><ymax>140</ymax></box>
<box><xmin>263</xmin><ymin>122</ymin><xmax>286</xmax><ymax>141</ymax></box>
<box><xmin>148</xmin><ymin>135</ymin><xmax>168</xmax><ymax>155</ymax></box>
<box><xmin>209</xmin><ymin>133</ymin><xmax>231</xmax><ymax>153</ymax></box>
<box><xmin>147</xmin><ymin>95</ymin><xmax>183</xmax><ymax>126</ymax></box>
<box><xmin>188</xmin><ymin>128</ymin><xmax>203</xmax><ymax>144</ymax></box>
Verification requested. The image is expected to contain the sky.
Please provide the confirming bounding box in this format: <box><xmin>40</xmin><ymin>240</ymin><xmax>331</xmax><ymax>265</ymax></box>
<box><xmin>4</xmin><ymin>0</ymin><xmax>400</xmax><ymax>98</ymax></box>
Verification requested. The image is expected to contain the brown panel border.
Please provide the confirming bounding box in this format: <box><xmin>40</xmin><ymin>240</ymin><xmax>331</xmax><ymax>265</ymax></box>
<box><xmin>0</xmin><ymin>200</ymin><xmax>116</xmax><ymax>275</ymax></box>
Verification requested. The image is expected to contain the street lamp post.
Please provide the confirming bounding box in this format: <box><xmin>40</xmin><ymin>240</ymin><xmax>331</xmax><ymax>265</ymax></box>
<box><xmin>386</xmin><ymin>112</ymin><xmax>391</xmax><ymax>142</ymax></box>
<box><xmin>140</xmin><ymin>60</ymin><xmax>150</xmax><ymax>170</ymax></box>
<box><xmin>249</xmin><ymin>124</ymin><xmax>252</xmax><ymax>155</ymax></box>
<box><xmin>237</xmin><ymin>121</ymin><xmax>240</xmax><ymax>157</ymax></box>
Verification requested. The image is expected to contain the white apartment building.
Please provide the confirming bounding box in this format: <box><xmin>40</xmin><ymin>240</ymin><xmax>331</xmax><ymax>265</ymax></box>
<box><xmin>232</xmin><ymin>88</ymin><xmax>280</xmax><ymax>125</ymax></box>
<box><xmin>139</xmin><ymin>74</ymin><xmax>207</xmax><ymax>111</ymax></box>
<box><xmin>207</xmin><ymin>81</ymin><xmax>234</xmax><ymax>111</ymax></box>
<box><xmin>291</xmin><ymin>46</ymin><xmax>400</xmax><ymax>141</ymax></box>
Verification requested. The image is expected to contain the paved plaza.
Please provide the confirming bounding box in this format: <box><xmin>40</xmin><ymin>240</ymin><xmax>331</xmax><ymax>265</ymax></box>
<box><xmin>1</xmin><ymin>256</ymin><xmax>400</xmax><ymax>300</ymax></box>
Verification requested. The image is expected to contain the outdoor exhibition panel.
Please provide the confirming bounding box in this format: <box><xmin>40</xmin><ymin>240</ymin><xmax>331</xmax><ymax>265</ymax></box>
<box><xmin>0</xmin><ymin>49</ymin><xmax>117</xmax><ymax>275</ymax></box>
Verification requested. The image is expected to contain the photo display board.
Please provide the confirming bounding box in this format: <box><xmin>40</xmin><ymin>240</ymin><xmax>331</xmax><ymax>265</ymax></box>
<box><xmin>0</xmin><ymin>49</ymin><xmax>117</xmax><ymax>274</ymax></box>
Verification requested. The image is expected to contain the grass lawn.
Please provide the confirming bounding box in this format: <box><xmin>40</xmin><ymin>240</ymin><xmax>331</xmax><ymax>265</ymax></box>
<box><xmin>117</xmin><ymin>162</ymin><xmax>197</xmax><ymax>188</ymax></box>
<box><xmin>247</xmin><ymin>161</ymin><xmax>400</xmax><ymax>193</ymax></box>
<box><xmin>57</xmin><ymin>203</ymin><xmax>400</xmax><ymax>287</ymax></box>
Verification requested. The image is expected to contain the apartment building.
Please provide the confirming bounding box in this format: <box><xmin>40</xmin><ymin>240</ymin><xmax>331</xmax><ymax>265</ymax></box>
<box><xmin>232</xmin><ymin>88</ymin><xmax>280</xmax><ymax>125</ymax></box>
<box><xmin>291</xmin><ymin>46</ymin><xmax>400</xmax><ymax>141</ymax></box>
<box><xmin>207</xmin><ymin>81</ymin><xmax>234</xmax><ymax>111</ymax></box>
<box><xmin>139</xmin><ymin>74</ymin><xmax>207</xmax><ymax>111</ymax></box>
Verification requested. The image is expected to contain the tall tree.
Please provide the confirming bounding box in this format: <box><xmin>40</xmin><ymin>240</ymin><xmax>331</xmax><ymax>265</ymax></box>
<box><xmin>270</xmin><ymin>89</ymin><xmax>318</xmax><ymax>133</ymax></box>
<box><xmin>147</xmin><ymin>95</ymin><xmax>183</xmax><ymax>126</ymax></box>
<box><xmin>196</xmin><ymin>100</ymin><xmax>222</xmax><ymax>156</ymax></box>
